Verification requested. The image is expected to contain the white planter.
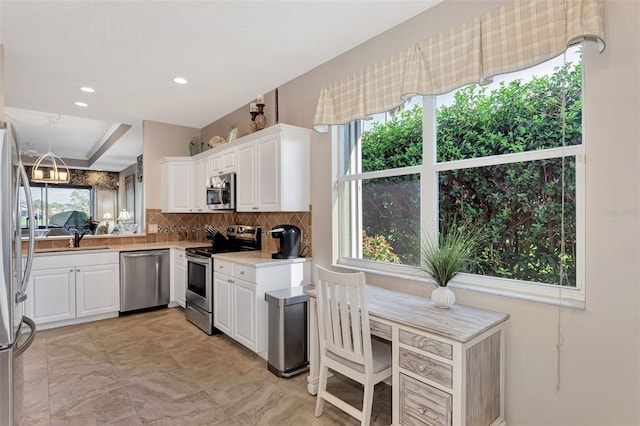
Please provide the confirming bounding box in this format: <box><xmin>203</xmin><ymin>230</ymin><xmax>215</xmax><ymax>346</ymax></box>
<box><xmin>431</xmin><ymin>286</ymin><xmax>456</xmax><ymax>308</ymax></box>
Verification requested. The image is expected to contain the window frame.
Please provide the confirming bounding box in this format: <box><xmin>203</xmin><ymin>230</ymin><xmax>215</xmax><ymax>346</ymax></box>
<box><xmin>27</xmin><ymin>183</ymin><xmax>94</xmax><ymax>230</ymax></box>
<box><xmin>334</xmin><ymin>60</ymin><xmax>586</xmax><ymax>309</ymax></box>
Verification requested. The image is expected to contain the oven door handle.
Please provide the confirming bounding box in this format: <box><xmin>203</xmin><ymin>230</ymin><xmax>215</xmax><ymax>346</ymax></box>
<box><xmin>186</xmin><ymin>255</ymin><xmax>211</xmax><ymax>266</ymax></box>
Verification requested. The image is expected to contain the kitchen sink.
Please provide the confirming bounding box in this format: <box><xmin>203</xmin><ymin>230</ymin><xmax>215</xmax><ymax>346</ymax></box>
<box><xmin>35</xmin><ymin>246</ymin><xmax>111</xmax><ymax>253</ymax></box>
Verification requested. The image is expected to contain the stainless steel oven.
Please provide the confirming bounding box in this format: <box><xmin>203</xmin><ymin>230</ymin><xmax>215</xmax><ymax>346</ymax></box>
<box><xmin>184</xmin><ymin>225</ymin><xmax>262</xmax><ymax>335</ymax></box>
<box><xmin>185</xmin><ymin>251</ymin><xmax>214</xmax><ymax>334</ymax></box>
<box><xmin>206</xmin><ymin>173</ymin><xmax>235</xmax><ymax>211</ymax></box>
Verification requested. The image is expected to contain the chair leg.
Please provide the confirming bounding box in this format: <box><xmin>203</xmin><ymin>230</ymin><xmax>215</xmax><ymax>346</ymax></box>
<box><xmin>315</xmin><ymin>364</ymin><xmax>329</xmax><ymax>417</ymax></box>
<box><xmin>361</xmin><ymin>379</ymin><xmax>375</xmax><ymax>426</ymax></box>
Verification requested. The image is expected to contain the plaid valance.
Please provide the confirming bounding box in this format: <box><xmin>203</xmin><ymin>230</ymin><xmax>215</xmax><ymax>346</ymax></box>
<box><xmin>313</xmin><ymin>0</ymin><xmax>605</xmax><ymax>132</ymax></box>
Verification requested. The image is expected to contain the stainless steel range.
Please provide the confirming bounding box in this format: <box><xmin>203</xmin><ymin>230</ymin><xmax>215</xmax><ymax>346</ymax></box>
<box><xmin>185</xmin><ymin>225</ymin><xmax>261</xmax><ymax>334</ymax></box>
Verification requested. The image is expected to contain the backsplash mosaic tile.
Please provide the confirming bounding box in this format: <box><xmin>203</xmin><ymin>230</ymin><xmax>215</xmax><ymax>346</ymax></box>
<box><xmin>28</xmin><ymin>209</ymin><xmax>312</xmax><ymax>257</ymax></box>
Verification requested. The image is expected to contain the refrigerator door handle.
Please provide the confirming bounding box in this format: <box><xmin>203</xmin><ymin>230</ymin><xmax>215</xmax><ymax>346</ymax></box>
<box><xmin>15</xmin><ymin>153</ymin><xmax>35</xmax><ymax>304</ymax></box>
<box><xmin>12</xmin><ymin>316</ymin><xmax>36</xmax><ymax>358</ymax></box>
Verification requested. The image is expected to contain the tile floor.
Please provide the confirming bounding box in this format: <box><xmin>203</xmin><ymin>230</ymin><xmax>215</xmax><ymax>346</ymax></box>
<box><xmin>20</xmin><ymin>307</ymin><xmax>392</xmax><ymax>425</ymax></box>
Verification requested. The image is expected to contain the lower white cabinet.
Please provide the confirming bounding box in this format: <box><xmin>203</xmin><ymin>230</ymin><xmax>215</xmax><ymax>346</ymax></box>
<box><xmin>213</xmin><ymin>256</ymin><xmax>309</xmax><ymax>359</ymax></box>
<box><xmin>26</xmin><ymin>251</ymin><xmax>119</xmax><ymax>329</ymax></box>
<box><xmin>171</xmin><ymin>248</ymin><xmax>186</xmax><ymax>308</ymax></box>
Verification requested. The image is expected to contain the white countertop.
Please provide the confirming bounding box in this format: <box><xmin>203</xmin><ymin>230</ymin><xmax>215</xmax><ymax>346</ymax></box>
<box><xmin>213</xmin><ymin>251</ymin><xmax>312</xmax><ymax>268</ymax></box>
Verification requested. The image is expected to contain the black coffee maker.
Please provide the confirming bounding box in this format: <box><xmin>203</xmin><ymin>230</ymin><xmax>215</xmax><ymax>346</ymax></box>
<box><xmin>270</xmin><ymin>225</ymin><xmax>301</xmax><ymax>259</ymax></box>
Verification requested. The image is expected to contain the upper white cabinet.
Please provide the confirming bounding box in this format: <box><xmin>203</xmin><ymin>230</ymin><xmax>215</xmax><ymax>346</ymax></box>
<box><xmin>161</xmin><ymin>124</ymin><xmax>310</xmax><ymax>214</ymax></box>
<box><xmin>161</xmin><ymin>157</ymin><xmax>194</xmax><ymax>213</ymax></box>
<box><xmin>191</xmin><ymin>158</ymin><xmax>209</xmax><ymax>212</ymax></box>
<box><xmin>210</xmin><ymin>147</ymin><xmax>236</xmax><ymax>176</ymax></box>
<box><xmin>236</xmin><ymin>124</ymin><xmax>311</xmax><ymax>212</ymax></box>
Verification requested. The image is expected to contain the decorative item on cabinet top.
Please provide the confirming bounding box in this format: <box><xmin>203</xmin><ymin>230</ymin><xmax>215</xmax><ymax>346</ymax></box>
<box><xmin>208</xmin><ymin>136</ymin><xmax>226</xmax><ymax>149</ymax></box>
<box><xmin>188</xmin><ymin>137</ymin><xmax>205</xmax><ymax>156</ymax></box>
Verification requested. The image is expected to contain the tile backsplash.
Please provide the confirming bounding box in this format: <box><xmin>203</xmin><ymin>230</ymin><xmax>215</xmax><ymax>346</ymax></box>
<box><xmin>145</xmin><ymin>209</ymin><xmax>312</xmax><ymax>255</ymax></box>
<box><xmin>28</xmin><ymin>209</ymin><xmax>312</xmax><ymax>257</ymax></box>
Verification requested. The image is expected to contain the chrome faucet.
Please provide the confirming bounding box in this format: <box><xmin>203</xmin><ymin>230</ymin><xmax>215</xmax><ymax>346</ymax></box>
<box><xmin>74</xmin><ymin>230</ymin><xmax>86</xmax><ymax>248</ymax></box>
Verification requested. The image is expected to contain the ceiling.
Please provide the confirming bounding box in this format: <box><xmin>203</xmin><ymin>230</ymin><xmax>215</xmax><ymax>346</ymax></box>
<box><xmin>1</xmin><ymin>1</ymin><xmax>440</xmax><ymax>171</ymax></box>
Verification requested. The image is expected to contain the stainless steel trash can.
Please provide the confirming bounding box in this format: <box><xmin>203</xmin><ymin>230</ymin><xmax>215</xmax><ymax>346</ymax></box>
<box><xmin>265</xmin><ymin>286</ymin><xmax>310</xmax><ymax>378</ymax></box>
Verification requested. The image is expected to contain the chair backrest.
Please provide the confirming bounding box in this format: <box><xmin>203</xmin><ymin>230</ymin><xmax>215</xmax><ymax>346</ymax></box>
<box><xmin>315</xmin><ymin>265</ymin><xmax>373</xmax><ymax>368</ymax></box>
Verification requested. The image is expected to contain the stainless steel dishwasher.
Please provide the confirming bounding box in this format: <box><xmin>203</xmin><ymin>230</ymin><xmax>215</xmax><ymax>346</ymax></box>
<box><xmin>120</xmin><ymin>249</ymin><xmax>170</xmax><ymax>312</ymax></box>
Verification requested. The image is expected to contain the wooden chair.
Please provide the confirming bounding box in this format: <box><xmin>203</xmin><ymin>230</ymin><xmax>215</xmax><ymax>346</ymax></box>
<box><xmin>314</xmin><ymin>265</ymin><xmax>392</xmax><ymax>426</ymax></box>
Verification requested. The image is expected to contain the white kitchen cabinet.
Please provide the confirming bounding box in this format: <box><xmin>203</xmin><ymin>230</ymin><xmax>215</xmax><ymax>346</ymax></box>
<box><xmin>235</xmin><ymin>142</ymin><xmax>258</xmax><ymax>211</ymax></box>
<box><xmin>26</xmin><ymin>251</ymin><xmax>120</xmax><ymax>329</ymax></box>
<box><xmin>75</xmin><ymin>264</ymin><xmax>119</xmax><ymax>317</ymax></box>
<box><xmin>171</xmin><ymin>248</ymin><xmax>186</xmax><ymax>308</ymax></box>
<box><xmin>210</xmin><ymin>147</ymin><xmax>236</xmax><ymax>176</ymax></box>
<box><xmin>191</xmin><ymin>158</ymin><xmax>209</xmax><ymax>212</ymax></box>
<box><xmin>213</xmin><ymin>269</ymin><xmax>233</xmax><ymax>335</ymax></box>
<box><xmin>27</xmin><ymin>268</ymin><xmax>75</xmax><ymax>324</ymax></box>
<box><xmin>232</xmin><ymin>278</ymin><xmax>257</xmax><ymax>350</ymax></box>
<box><xmin>235</xmin><ymin>124</ymin><xmax>311</xmax><ymax>212</ymax></box>
<box><xmin>161</xmin><ymin>157</ymin><xmax>194</xmax><ymax>213</ymax></box>
<box><xmin>212</xmin><ymin>255</ymin><xmax>309</xmax><ymax>359</ymax></box>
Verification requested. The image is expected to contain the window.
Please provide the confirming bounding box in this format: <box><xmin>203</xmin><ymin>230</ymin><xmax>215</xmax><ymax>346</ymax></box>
<box><xmin>337</xmin><ymin>47</ymin><xmax>584</xmax><ymax>306</ymax></box>
<box><xmin>22</xmin><ymin>184</ymin><xmax>93</xmax><ymax>232</ymax></box>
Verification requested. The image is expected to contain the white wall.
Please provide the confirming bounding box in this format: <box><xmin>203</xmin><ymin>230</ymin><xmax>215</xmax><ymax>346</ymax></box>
<box><xmin>143</xmin><ymin>120</ymin><xmax>200</xmax><ymax>210</ymax></box>
<box><xmin>199</xmin><ymin>1</ymin><xmax>640</xmax><ymax>423</ymax></box>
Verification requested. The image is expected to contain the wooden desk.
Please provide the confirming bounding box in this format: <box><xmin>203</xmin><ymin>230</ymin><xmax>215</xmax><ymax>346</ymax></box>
<box><xmin>306</xmin><ymin>285</ymin><xmax>509</xmax><ymax>426</ymax></box>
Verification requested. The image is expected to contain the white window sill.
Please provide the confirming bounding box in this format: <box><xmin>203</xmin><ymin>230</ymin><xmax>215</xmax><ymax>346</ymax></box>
<box><xmin>336</xmin><ymin>259</ymin><xmax>586</xmax><ymax>310</ymax></box>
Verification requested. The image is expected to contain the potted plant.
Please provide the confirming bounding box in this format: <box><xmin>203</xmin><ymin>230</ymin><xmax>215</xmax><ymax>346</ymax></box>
<box><xmin>420</xmin><ymin>219</ymin><xmax>483</xmax><ymax>308</ymax></box>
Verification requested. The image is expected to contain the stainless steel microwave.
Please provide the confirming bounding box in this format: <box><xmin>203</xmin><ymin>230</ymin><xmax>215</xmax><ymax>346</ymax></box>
<box><xmin>206</xmin><ymin>173</ymin><xmax>235</xmax><ymax>211</ymax></box>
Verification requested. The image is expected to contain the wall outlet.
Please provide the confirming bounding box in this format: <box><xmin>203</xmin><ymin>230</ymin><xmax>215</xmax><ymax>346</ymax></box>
<box><xmin>148</xmin><ymin>223</ymin><xmax>158</xmax><ymax>233</ymax></box>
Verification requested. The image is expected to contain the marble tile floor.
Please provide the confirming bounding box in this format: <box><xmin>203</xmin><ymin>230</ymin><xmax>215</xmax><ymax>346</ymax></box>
<box><xmin>21</xmin><ymin>307</ymin><xmax>392</xmax><ymax>425</ymax></box>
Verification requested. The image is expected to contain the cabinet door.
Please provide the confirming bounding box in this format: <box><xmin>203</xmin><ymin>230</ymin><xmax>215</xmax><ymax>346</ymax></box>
<box><xmin>222</xmin><ymin>148</ymin><xmax>236</xmax><ymax>173</ymax></box>
<box><xmin>235</xmin><ymin>142</ymin><xmax>258</xmax><ymax>211</ymax></box>
<box><xmin>174</xmin><ymin>252</ymin><xmax>187</xmax><ymax>308</ymax></box>
<box><xmin>213</xmin><ymin>274</ymin><xmax>233</xmax><ymax>334</ymax></box>
<box><xmin>27</xmin><ymin>268</ymin><xmax>75</xmax><ymax>324</ymax></box>
<box><xmin>257</xmin><ymin>136</ymin><xmax>280</xmax><ymax>211</ymax></box>
<box><xmin>76</xmin><ymin>264</ymin><xmax>119</xmax><ymax>317</ymax></box>
<box><xmin>192</xmin><ymin>159</ymin><xmax>208</xmax><ymax>212</ymax></box>
<box><xmin>232</xmin><ymin>279</ymin><xmax>256</xmax><ymax>351</ymax></box>
<box><xmin>162</xmin><ymin>160</ymin><xmax>193</xmax><ymax>212</ymax></box>
<box><xmin>209</xmin><ymin>153</ymin><xmax>223</xmax><ymax>176</ymax></box>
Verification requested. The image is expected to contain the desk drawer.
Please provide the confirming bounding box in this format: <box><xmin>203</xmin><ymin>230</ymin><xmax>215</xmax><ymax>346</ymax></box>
<box><xmin>399</xmin><ymin>329</ymin><xmax>453</xmax><ymax>360</ymax></box>
<box><xmin>399</xmin><ymin>348</ymin><xmax>452</xmax><ymax>388</ymax></box>
<box><xmin>370</xmin><ymin>319</ymin><xmax>392</xmax><ymax>340</ymax></box>
<box><xmin>400</xmin><ymin>373</ymin><xmax>452</xmax><ymax>426</ymax></box>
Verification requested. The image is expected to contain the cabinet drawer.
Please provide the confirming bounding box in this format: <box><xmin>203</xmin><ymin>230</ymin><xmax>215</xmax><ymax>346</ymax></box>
<box><xmin>214</xmin><ymin>259</ymin><xmax>233</xmax><ymax>275</ymax></box>
<box><xmin>370</xmin><ymin>319</ymin><xmax>392</xmax><ymax>341</ymax></box>
<box><xmin>399</xmin><ymin>329</ymin><xmax>453</xmax><ymax>360</ymax></box>
<box><xmin>233</xmin><ymin>264</ymin><xmax>256</xmax><ymax>282</ymax></box>
<box><xmin>400</xmin><ymin>373</ymin><xmax>452</xmax><ymax>426</ymax></box>
<box><xmin>399</xmin><ymin>348</ymin><xmax>452</xmax><ymax>388</ymax></box>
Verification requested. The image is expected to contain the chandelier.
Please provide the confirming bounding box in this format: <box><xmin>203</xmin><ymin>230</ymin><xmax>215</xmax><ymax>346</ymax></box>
<box><xmin>31</xmin><ymin>116</ymin><xmax>70</xmax><ymax>184</ymax></box>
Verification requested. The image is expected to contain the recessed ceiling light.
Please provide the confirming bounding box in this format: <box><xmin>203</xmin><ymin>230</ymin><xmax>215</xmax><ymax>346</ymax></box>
<box><xmin>74</xmin><ymin>101</ymin><xmax>88</xmax><ymax>107</ymax></box>
<box><xmin>173</xmin><ymin>77</ymin><xmax>188</xmax><ymax>85</ymax></box>
<box><xmin>80</xmin><ymin>86</ymin><xmax>95</xmax><ymax>93</ymax></box>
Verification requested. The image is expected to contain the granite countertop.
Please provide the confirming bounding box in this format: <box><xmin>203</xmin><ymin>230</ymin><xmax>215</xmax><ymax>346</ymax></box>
<box><xmin>212</xmin><ymin>251</ymin><xmax>312</xmax><ymax>267</ymax></box>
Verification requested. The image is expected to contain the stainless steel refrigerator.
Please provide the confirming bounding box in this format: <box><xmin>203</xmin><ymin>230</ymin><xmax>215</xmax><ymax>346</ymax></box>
<box><xmin>0</xmin><ymin>121</ymin><xmax>37</xmax><ymax>425</ymax></box>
